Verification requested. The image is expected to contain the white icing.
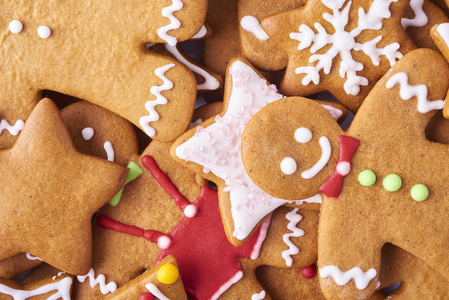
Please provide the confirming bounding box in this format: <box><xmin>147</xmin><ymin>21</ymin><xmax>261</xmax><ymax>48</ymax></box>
<box><xmin>250</xmin><ymin>214</ymin><xmax>271</xmax><ymax>260</ymax></box>
<box><xmin>157</xmin><ymin>0</ymin><xmax>183</xmax><ymax>46</ymax></box>
<box><xmin>81</xmin><ymin>127</ymin><xmax>94</xmax><ymax>140</ymax></box>
<box><xmin>9</xmin><ymin>20</ymin><xmax>23</xmax><ymax>34</ymax></box>
<box><xmin>336</xmin><ymin>161</ymin><xmax>350</xmax><ymax>176</ymax></box>
<box><xmin>183</xmin><ymin>204</ymin><xmax>197</xmax><ymax>218</ymax></box>
<box><xmin>321</xmin><ymin>104</ymin><xmax>343</xmax><ymax>121</ymax></box>
<box><xmin>292</xmin><ymin>194</ymin><xmax>322</xmax><ymax>205</ymax></box>
<box><xmin>0</xmin><ymin>277</ymin><xmax>72</xmax><ymax>300</ymax></box>
<box><xmin>401</xmin><ymin>0</ymin><xmax>428</xmax><ymax>29</ymax></box>
<box><xmin>301</xmin><ymin>136</ymin><xmax>331</xmax><ymax>179</ymax></box>
<box><xmin>282</xmin><ymin>208</ymin><xmax>305</xmax><ymax>267</ymax></box>
<box><xmin>25</xmin><ymin>253</ymin><xmax>42</xmax><ymax>261</ymax></box>
<box><xmin>252</xmin><ymin>290</ymin><xmax>266</xmax><ymax>300</ymax></box>
<box><xmin>188</xmin><ymin>118</ymin><xmax>203</xmax><ymax>130</ymax></box>
<box><xmin>0</xmin><ymin>119</ymin><xmax>24</xmax><ymax>136</ymax></box>
<box><xmin>386</xmin><ymin>72</ymin><xmax>445</xmax><ymax>113</ymax></box>
<box><xmin>437</xmin><ymin>23</ymin><xmax>449</xmax><ymax>48</ymax></box>
<box><xmin>103</xmin><ymin>141</ymin><xmax>114</xmax><ymax>162</ymax></box>
<box><xmin>211</xmin><ymin>271</ymin><xmax>243</xmax><ymax>300</ymax></box>
<box><xmin>295</xmin><ymin>127</ymin><xmax>312</xmax><ymax>144</ymax></box>
<box><xmin>280</xmin><ymin>157</ymin><xmax>297</xmax><ymax>175</ymax></box>
<box><xmin>176</xmin><ymin>60</ymin><xmax>312</xmax><ymax>240</ymax></box>
<box><xmin>320</xmin><ymin>265</ymin><xmax>377</xmax><ymax>290</ymax></box>
<box><xmin>157</xmin><ymin>236</ymin><xmax>172</xmax><ymax>249</ymax></box>
<box><xmin>37</xmin><ymin>26</ymin><xmax>51</xmax><ymax>39</ymax></box>
<box><xmin>164</xmin><ymin>44</ymin><xmax>220</xmax><ymax>91</ymax></box>
<box><xmin>240</xmin><ymin>15</ymin><xmax>270</xmax><ymax>41</ymax></box>
<box><xmin>77</xmin><ymin>268</ymin><xmax>117</xmax><ymax>295</ymax></box>
<box><xmin>191</xmin><ymin>25</ymin><xmax>207</xmax><ymax>39</ymax></box>
<box><xmin>139</xmin><ymin>63</ymin><xmax>175</xmax><ymax>137</ymax></box>
<box><xmin>290</xmin><ymin>0</ymin><xmax>401</xmax><ymax>95</ymax></box>
<box><xmin>145</xmin><ymin>283</ymin><xmax>170</xmax><ymax>300</ymax></box>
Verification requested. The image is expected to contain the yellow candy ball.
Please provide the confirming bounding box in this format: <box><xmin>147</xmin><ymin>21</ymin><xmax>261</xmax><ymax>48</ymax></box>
<box><xmin>157</xmin><ymin>263</ymin><xmax>179</xmax><ymax>284</ymax></box>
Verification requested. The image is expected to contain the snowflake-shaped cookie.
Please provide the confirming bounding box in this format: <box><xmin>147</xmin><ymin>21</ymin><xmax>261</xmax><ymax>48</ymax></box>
<box><xmin>262</xmin><ymin>0</ymin><xmax>416</xmax><ymax>111</ymax></box>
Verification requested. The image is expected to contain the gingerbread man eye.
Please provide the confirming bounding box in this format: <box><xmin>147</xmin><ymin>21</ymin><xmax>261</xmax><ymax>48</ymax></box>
<box><xmin>295</xmin><ymin>127</ymin><xmax>313</xmax><ymax>144</ymax></box>
<box><xmin>280</xmin><ymin>127</ymin><xmax>313</xmax><ymax>175</ymax></box>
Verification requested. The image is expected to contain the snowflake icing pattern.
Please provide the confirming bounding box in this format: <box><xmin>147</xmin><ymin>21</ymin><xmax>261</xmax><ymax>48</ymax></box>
<box><xmin>289</xmin><ymin>0</ymin><xmax>402</xmax><ymax>95</ymax></box>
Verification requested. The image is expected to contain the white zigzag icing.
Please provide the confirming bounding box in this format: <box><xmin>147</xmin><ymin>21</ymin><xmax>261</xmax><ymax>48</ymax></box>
<box><xmin>386</xmin><ymin>72</ymin><xmax>445</xmax><ymax>113</ymax></box>
<box><xmin>139</xmin><ymin>63</ymin><xmax>175</xmax><ymax>137</ymax></box>
<box><xmin>0</xmin><ymin>119</ymin><xmax>24</xmax><ymax>136</ymax></box>
<box><xmin>320</xmin><ymin>265</ymin><xmax>377</xmax><ymax>290</ymax></box>
<box><xmin>145</xmin><ymin>283</ymin><xmax>170</xmax><ymax>300</ymax></box>
<box><xmin>157</xmin><ymin>0</ymin><xmax>184</xmax><ymax>46</ymax></box>
<box><xmin>77</xmin><ymin>268</ymin><xmax>117</xmax><ymax>295</ymax></box>
<box><xmin>282</xmin><ymin>208</ymin><xmax>305</xmax><ymax>267</ymax></box>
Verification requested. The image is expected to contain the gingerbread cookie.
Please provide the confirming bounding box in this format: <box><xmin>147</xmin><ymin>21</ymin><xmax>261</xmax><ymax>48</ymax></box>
<box><xmin>0</xmin><ymin>98</ymin><xmax>128</xmax><ymax>275</ymax></box>
<box><xmin>171</xmin><ymin>58</ymin><xmax>347</xmax><ymax>244</ymax></box>
<box><xmin>240</xmin><ymin>48</ymin><xmax>449</xmax><ymax>299</ymax></box>
<box><xmin>0</xmin><ymin>1</ymin><xmax>207</xmax><ymax>144</ymax></box>
<box><xmin>261</xmin><ymin>0</ymin><xmax>416</xmax><ymax>112</ymax></box>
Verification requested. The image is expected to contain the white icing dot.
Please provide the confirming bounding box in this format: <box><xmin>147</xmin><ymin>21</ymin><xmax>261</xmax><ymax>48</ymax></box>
<box><xmin>157</xmin><ymin>236</ymin><xmax>172</xmax><ymax>249</ymax></box>
<box><xmin>38</xmin><ymin>26</ymin><xmax>51</xmax><ymax>39</ymax></box>
<box><xmin>336</xmin><ymin>161</ymin><xmax>351</xmax><ymax>176</ymax></box>
<box><xmin>280</xmin><ymin>157</ymin><xmax>297</xmax><ymax>175</ymax></box>
<box><xmin>183</xmin><ymin>204</ymin><xmax>197</xmax><ymax>218</ymax></box>
<box><xmin>81</xmin><ymin>127</ymin><xmax>94</xmax><ymax>140</ymax></box>
<box><xmin>9</xmin><ymin>20</ymin><xmax>23</xmax><ymax>34</ymax></box>
<box><xmin>295</xmin><ymin>127</ymin><xmax>313</xmax><ymax>144</ymax></box>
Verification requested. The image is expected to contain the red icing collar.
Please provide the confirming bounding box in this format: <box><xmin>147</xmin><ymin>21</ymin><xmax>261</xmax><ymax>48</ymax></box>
<box><xmin>319</xmin><ymin>135</ymin><xmax>360</xmax><ymax>198</ymax></box>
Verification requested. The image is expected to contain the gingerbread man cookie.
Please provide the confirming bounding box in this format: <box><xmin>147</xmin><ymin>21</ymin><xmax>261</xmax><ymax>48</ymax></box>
<box><xmin>0</xmin><ymin>1</ymin><xmax>207</xmax><ymax>145</ymax></box>
<box><xmin>261</xmin><ymin>0</ymin><xmax>416</xmax><ymax>112</ymax></box>
<box><xmin>240</xmin><ymin>48</ymin><xmax>449</xmax><ymax>299</ymax></box>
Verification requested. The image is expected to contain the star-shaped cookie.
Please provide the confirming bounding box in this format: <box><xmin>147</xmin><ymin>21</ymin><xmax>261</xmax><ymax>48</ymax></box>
<box><xmin>0</xmin><ymin>98</ymin><xmax>128</xmax><ymax>275</ymax></box>
<box><xmin>171</xmin><ymin>58</ymin><xmax>323</xmax><ymax>244</ymax></box>
<box><xmin>261</xmin><ymin>0</ymin><xmax>416</xmax><ymax>111</ymax></box>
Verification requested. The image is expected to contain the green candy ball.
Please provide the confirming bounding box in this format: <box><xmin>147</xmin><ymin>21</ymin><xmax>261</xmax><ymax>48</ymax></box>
<box><xmin>382</xmin><ymin>174</ymin><xmax>402</xmax><ymax>192</ymax></box>
<box><xmin>411</xmin><ymin>184</ymin><xmax>429</xmax><ymax>202</ymax></box>
<box><xmin>358</xmin><ymin>170</ymin><xmax>376</xmax><ymax>187</ymax></box>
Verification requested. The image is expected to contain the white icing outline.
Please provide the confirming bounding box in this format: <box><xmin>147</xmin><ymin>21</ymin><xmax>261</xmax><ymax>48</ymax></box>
<box><xmin>164</xmin><ymin>44</ymin><xmax>220</xmax><ymax>91</ymax></box>
<box><xmin>139</xmin><ymin>64</ymin><xmax>175</xmax><ymax>137</ymax></box>
<box><xmin>0</xmin><ymin>119</ymin><xmax>24</xmax><ymax>136</ymax></box>
<box><xmin>251</xmin><ymin>290</ymin><xmax>266</xmax><ymax>300</ymax></box>
<box><xmin>191</xmin><ymin>25</ymin><xmax>207</xmax><ymax>39</ymax></box>
<box><xmin>103</xmin><ymin>141</ymin><xmax>114</xmax><ymax>162</ymax></box>
<box><xmin>401</xmin><ymin>0</ymin><xmax>428</xmax><ymax>29</ymax></box>
<box><xmin>145</xmin><ymin>283</ymin><xmax>170</xmax><ymax>300</ymax></box>
<box><xmin>211</xmin><ymin>271</ymin><xmax>243</xmax><ymax>300</ymax></box>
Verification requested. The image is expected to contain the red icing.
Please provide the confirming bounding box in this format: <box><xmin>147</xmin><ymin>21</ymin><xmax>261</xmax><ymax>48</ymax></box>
<box><xmin>96</xmin><ymin>215</ymin><xmax>170</xmax><ymax>245</ymax></box>
<box><xmin>97</xmin><ymin>155</ymin><xmax>268</xmax><ymax>300</ymax></box>
<box><xmin>319</xmin><ymin>135</ymin><xmax>360</xmax><ymax>198</ymax></box>
<box><xmin>300</xmin><ymin>264</ymin><xmax>317</xmax><ymax>279</ymax></box>
<box><xmin>142</xmin><ymin>155</ymin><xmax>191</xmax><ymax>212</ymax></box>
<box><xmin>139</xmin><ymin>292</ymin><xmax>155</xmax><ymax>300</ymax></box>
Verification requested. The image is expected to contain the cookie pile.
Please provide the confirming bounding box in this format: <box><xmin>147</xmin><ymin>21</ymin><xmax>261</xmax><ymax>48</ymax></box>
<box><xmin>1</xmin><ymin>0</ymin><xmax>449</xmax><ymax>299</ymax></box>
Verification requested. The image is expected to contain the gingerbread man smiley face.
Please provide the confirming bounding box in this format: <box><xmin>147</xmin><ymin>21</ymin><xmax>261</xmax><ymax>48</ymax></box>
<box><xmin>241</xmin><ymin>97</ymin><xmax>343</xmax><ymax>200</ymax></box>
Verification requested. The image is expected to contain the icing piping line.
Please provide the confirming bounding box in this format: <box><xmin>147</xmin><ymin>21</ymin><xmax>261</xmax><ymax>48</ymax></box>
<box><xmin>401</xmin><ymin>0</ymin><xmax>428</xmax><ymax>29</ymax></box>
<box><xmin>139</xmin><ymin>64</ymin><xmax>175</xmax><ymax>137</ymax></box>
<box><xmin>77</xmin><ymin>268</ymin><xmax>117</xmax><ymax>295</ymax></box>
<box><xmin>250</xmin><ymin>214</ymin><xmax>272</xmax><ymax>259</ymax></box>
<box><xmin>164</xmin><ymin>44</ymin><xmax>220</xmax><ymax>91</ymax></box>
<box><xmin>386</xmin><ymin>72</ymin><xmax>445</xmax><ymax>113</ymax></box>
<box><xmin>0</xmin><ymin>119</ymin><xmax>24</xmax><ymax>136</ymax></box>
<box><xmin>319</xmin><ymin>265</ymin><xmax>377</xmax><ymax>290</ymax></box>
<box><xmin>211</xmin><ymin>270</ymin><xmax>243</xmax><ymax>300</ymax></box>
<box><xmin>145</xmin><ymin>283</ymin><xmax>170</xmax><ymax>300</ymax></box>
<box><xmin>0</xmin><ymin>277</ymin><xmax>72</xmax><ymax>300</ymax></box>
<box><xmin>281</xmin><ymin>208</ymin><xmax>305</xmax><ymax>266</ymax></box>
<box><xmin>252</xmin><ymin>290</ymin><xmax>266</xmax><ymax>300</ymax></box>
<box><xmin>157</xmin><ymin>0</ymin><xmax>184</xmax><ymax>46</ymax></box>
